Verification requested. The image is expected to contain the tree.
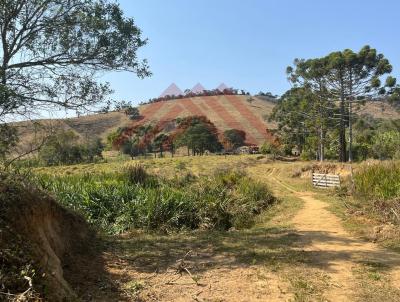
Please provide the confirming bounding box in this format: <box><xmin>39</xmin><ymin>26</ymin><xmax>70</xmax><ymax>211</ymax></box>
<box><xmin>114</xmin><ymin>101</ymin><xmax>141</xmax><ymax>120</ymax></box>
<box><xmin>0</xmin><ymin>124</ymin><xmax>18</xmax><ymax>160</ymax></box>
<box><xmin>121</xmin><ymin>137</ymin><xmax>140</xmax><ymax>159</ymax></box>
<box><xmin>223</xmin><ymin>129</ymin><xmax>246</xmax><ymax>150</ymax></box>
<box><xmin>286</xmin><ymin>58</ymin><xmax>334</xmax><ymax>161</ymax></box>
<box><xmin>0</xmin><ymin>0</ymin><xmax>150</xmax><ymax>155</ymax></box>
<box><xmin>85</xmin><ymin>138</ymin><xmax>104</xmax><ymax>162</ymax></box>
<box><xmin>153</xmin><ymin>133</ymin><xmax>169</xmax><ymax>157</ymax></box>
<box><xmin>125</xmin><ymin>107</ymin><xmax>141</xmax><ymax>120</ymax></box>
<box><xmin>270</xmin><ymin>87</ymin><xmax>332</xmax><ymax>159</ymax></box>
<box><xmin>179</xmin><ymin>123</ymin><xmax>221</xmax><ymax>155</ymax></box>
<box><xmin>287</xmin><ymin>46</ymin><xmax>396</xmax><ymax>162</ymax></box>
<box><xmin>325</xmin><ymin>46</ymin><xmax>395</xmax><ymax>162</ymax></box>
<box><xmin>173</xmin><ymin>116</ymin><xmax>221</xmax><ymax>155</ymax></box>
<box><xmin>39</xmin><ymin>130</ymin><xmax>104</xmax><ymax>165</ymax></box>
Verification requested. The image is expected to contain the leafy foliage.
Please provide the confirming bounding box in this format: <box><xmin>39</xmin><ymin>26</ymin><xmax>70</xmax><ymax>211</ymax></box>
<box><xmin>174</xmin><ymin>116</ymin><xmax>222</xmax><ymax>155</ymax></box>
<box><xmin>223</xmin><ymin>129</ymin><xmax>246</xmax><ymax>150</ymax></box>
<box><xmin>260</xmin><ymin>141</ymin><xmax>281</xmax><ymax>158</ymax></box>
<box><xmin>281</xmin><ymin>45</ymin><xmax>397</xmax><ymax>162</ymax></box>
<box><xmin>35</xmin><ymin>169</ymin><xmax>276</xmax><ymax>234</ymax></box>
<box><xmin>0</xmin><ymin>124</ymin><xmax>18</xmax><ymax>160</ymax></box>
<box><xmin>0</xmin><ymin>0</ymin><xmax>150</xmax><ymax>121</ymax></box>
<box><xmin>39</xmin><ymin>130</ymin><xmax>104</xmax><ymax>166</ymax></box>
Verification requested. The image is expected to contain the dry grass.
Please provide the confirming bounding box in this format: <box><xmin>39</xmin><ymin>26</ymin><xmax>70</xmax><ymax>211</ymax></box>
<box><xmin>29</xmin><ymin>157</ymin><xmax>400</xmax><ymax>300</ymax></box>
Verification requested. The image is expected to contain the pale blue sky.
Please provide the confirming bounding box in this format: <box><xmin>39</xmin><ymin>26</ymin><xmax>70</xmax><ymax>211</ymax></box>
<box><xmin>103</xmin><ymin>0</ymin><xmax>400</xmax><ymax>105</ymax></box>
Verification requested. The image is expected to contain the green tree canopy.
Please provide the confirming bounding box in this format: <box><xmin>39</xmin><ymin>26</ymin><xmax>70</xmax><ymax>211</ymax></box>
<box><xmin>180</xmin><ymin>123</ymin><xmax>221</xmax><ymax>155</ymax></box>
<box><xmin>0</xmin><ymin>0</ymin><xmax>150</xmax><ymax>122</ymax></box>
<box><xmin>223</xmin><ymin>129</ymin><xmax>246</xmax><ymax>150</ymax></box>
<box><xmin>39</xmin><ymin>130</ymin><xmax>104</xmax><ymax>165</ymax></box>
<box><xmin>174</xmin><ymin>116</ymin><xmax>221</xmax><ymax>155</ymax></box>
<box><xmin>286</xmin><ymin>45</ymin><xmax>396</xmax><ymax>162</ymax></box>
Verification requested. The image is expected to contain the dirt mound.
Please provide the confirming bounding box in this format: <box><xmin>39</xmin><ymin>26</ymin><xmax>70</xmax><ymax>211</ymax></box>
<box><xmin>0</xmin><ymin>173</ymin><xmax>93</xmax><ymax>301</ymax></box>
<box><xmin>291</xmin><ymin>163</ymin><xmax>351</xmax><ymax>178</ymax></box>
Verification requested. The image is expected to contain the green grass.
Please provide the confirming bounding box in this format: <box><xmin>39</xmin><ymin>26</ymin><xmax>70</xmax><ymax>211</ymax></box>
<box><xmin>354</xmin><ymin>161</ymin><xmax>400</xmax><ymax>200</ymax></box>
<box><xmin>278</xmin><ymin>160</ymin><xmax>400</xmax><ymax>253</ymax></box>
<box><xmin>352</xmin><ymin>260</ymin><xmax>400</xmax><ymax>302</ymax></box>
<box><xmin>34</xmin><ymin>168</ymin><xmax>276</xmax><ymax>234</ymax></box>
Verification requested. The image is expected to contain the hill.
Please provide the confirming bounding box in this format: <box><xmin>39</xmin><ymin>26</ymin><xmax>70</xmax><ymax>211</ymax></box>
<box><xmin>136</xmin><ymin>95</ymin><xmax>276</xmax><ymax>145</ymax></box>
<box><xmin>11</xmin><ymin>95</ymin><xmax>400</xmax><ymax>154</ymax></box>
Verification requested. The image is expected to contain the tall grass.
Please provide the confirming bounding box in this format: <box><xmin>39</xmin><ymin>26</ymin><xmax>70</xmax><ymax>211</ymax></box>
<box><xmin>354</xmin><ymin>161</ymin><xmax>400</xmax><ymax>200</ymax></box>
<box><xmin>35</xmin><ymin>169</ymin><xmax>275</xmax><ymax>234</ymax></box>
<box><xmin>353</xmin><ymin>161</ymin><xmax>400</xmax><ymax>225</ymax></box>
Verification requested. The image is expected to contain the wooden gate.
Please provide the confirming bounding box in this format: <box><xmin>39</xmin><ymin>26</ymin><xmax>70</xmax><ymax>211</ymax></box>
<box><xmin>312</xmin><ymin>173</ymin><xmax>341</xmax><ymax>188</ymax></box>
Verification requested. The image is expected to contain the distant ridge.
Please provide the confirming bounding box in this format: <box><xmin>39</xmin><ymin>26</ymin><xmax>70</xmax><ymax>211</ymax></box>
<box><xmin>191</xmin><ymin>83</ymin><xmax>206</xmax><ymax>94</ymax></box>
<box><xmin>13</xmin><ymin>96</ymin><xmax>400</xmax><ymax>153</ymax></box>
<box><xmin>217</xmin><ymin>83</ymin><xmax>229</xmax><ymax>92</ymax></box>
<box><xmin>160</xmin><ymin>83</ymin><xmax>183</xmax><ymax>97</ymax></box>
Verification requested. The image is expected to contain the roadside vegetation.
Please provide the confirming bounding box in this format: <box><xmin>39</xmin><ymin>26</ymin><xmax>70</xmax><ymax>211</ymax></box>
<box><xmin>350</xmin><ymin>162</ymin><xmax>400</xmax><ymax>247</ymax></box>
<box><xmin>301</xmin><ymin>160</ymin><xmax>400</xmax><ymax>252</ymax></box>
<box><xmin>35</xmin><ymin>165</ymin><xmax>276</xmax><ymax>234</ymax></box>
<box><xmin>270</xmin><ymin>46</ymin><xmax>400</xmax><ymax>163</ymax></box>
<box><xmin>1</xmin><ymin>0</ymin><xmax>400</xmax><ymax>300</ymax></box>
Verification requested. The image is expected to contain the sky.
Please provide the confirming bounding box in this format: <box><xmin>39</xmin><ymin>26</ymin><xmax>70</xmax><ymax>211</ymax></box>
<box><xmin>102</xmin><ymin>0</ymin><xmax>400</xmax><ymax>106</ymax></box>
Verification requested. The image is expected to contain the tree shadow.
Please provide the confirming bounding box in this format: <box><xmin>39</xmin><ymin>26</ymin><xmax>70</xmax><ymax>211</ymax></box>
<box><xmin>105</xmin><ymin>226</ymin><xmax>400</xmax><ymax>277</ymax></box>
<box><xmin>63</xmin><ymin>237</ymin><xmax>127</xmax><ymax>301</ymax></box>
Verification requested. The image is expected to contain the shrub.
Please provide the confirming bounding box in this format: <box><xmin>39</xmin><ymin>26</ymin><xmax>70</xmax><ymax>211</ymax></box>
<box><xmin>260</xmin><ymin>141</ymin><xmax>281</xmax><ymax>158</ymax></box>
<box><xmin>39</xmin><ymin>130</ymin><xmax>104</xmax><ymax>166</ymax></box>
<box><xmin>260</xmin><ymin>141</ymin><xmax>272</xmax><ymax>155</ymax></box>
<box><xmin>372</xmin><ymin>131</ymin><xmax>400</xmax><ymax>160</ymax></box>
<box><xmin>300</xmin><ymin>149</ymin><xmax>315</xmax><ymax>161</ymax></box>
<box><xmin>35</xmin><ymin>170</ymin><xmax>276</xmax><ymax>234</ymax></box>
<box><xmin>125</xmin><ymin>164</ymin><xmax>148</xmax><ymax>185</ymax></box>
<box><xmin>354</xmin><ymin>161</ymin><xmax>400</xmax><ymax>200</ymax></box>
<box><xmin>352</xmin><ymin>161</ymin><xmax>400</xmax><ymax>226</ymax></box>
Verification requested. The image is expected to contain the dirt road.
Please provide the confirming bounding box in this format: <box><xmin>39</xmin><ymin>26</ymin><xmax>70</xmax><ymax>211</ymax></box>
<box><xmin>251</xmin><ymin>164</ymin><xmax>400</xmax><ymax>301</ymax></box>
<box><xmin>80</xmin><ymin>164</ymin><xmax>400</xmax><ymax>301</ymax></box>
<box><xmin>292</xmin><ymin>192</ymin><xmax>400</xmax><ymax>301</ymax></box>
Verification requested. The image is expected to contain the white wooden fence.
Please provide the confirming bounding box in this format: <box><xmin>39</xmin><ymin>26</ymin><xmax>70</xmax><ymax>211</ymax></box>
<box><xmin>312</xmin><ymin>173</ymin><xmax>341</xmax><ymax>188</ymax></box>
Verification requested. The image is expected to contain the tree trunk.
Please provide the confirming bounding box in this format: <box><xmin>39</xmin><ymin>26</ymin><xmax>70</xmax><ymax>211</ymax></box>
<box><xmin>339</xmin><ymin>87</ymin><xmax>347</xmax><ymax>162</ymax></box>
<box><xmin>348</xmin><ymin>75</ymin><xmax>354</xmax><ymax>162</ymax></box>
<box><xmin>319</xmin><ymin>126</ymin><xmax>325</xmax><ymax>162</ymax></box>
<box><xmin>348</xmin><ymin>100</ymin><xmax>353</xmax><ymax>162</ymax></box>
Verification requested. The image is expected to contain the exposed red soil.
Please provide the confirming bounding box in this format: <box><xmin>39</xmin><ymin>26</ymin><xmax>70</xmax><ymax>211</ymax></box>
<box><xmin>139</xmin><ymin>101</ymin><xmax>167</xmax><ymax>123</ymax></box>
<box><xmin>158</xmin><ymin>103</ymin><xmax>185</xmax><ymax>121</ymax></box>
<box><xmin>180</xmin><ymin>98</ymin><xmax>205</xmax><ymax>116</ymax></box>
<box><xmin>200</xmin><ymin>96</ymin><xmax>258</xmax><ymax>144</ymax></box>
<box><xmin>0</xmin><ymin>177</ymin><xmax>103</xmax><ymax>301</ymax></box>
<box><xmin>225</xmin><ymin>94</ymin><xmax>273</xmax><ymax>141</ymax></box>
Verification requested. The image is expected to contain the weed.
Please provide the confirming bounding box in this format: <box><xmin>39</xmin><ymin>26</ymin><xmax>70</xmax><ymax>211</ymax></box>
<box><xmin>125</xmin><ymin>164</ymin><xmax>148</xmax><ymax>185</ymax></box>
<box><xmin>34</xmin><ymin>169</ymin><xmax>276</xmax><ymax>234</ymax></box>
<box><xmin>123</xmin><ymin>280</ymin><xmax>144</xmax><ymax>298</ymax></box>
<box><xmin>354</xmin><ymin>161</ymin><xmax>400</xmax><ymax>200</ymax></box>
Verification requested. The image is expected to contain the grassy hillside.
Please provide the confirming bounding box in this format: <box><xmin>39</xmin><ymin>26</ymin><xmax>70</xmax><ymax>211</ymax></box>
<box><xmin>137</xmin><ymin>95</ymin><xmax>276</xmax><ymax>145</ymax></box>
<box><xmin>11</xmin><ymin>95</ymin><xmax>399</xmax><ymax>154</ymax></box>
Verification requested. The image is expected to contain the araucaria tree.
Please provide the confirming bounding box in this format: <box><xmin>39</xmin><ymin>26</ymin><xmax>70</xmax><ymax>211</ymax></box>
<box><xmin>0</xmin><ymin>0</ymin><xmax>150</xmax><ymax>155</ymax></box>
<box><xmin>284</xmin><ymin>46</ymin><xmax>396</xmax><ymax>162</ymax></box>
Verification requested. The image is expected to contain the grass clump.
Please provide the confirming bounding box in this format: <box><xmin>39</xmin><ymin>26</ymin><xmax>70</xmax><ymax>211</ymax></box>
<box><xmin>35</xmin><ymin>169</ymin><xmax>276</xmax><ymax>234</ymax></box>
<box><xmin>354</xmin><ymin>161</ymin><xmax>400</xmax><ymax>200</ymax></box>
<box><xmin>353</xmin><ymin>161</ymin><xmax>400</xmax><ymax>225</ymax></box>
<box><xmin>125</xmin><ymin>164</ymin><xmax>148</xmax><ymax>185</ymax></box>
